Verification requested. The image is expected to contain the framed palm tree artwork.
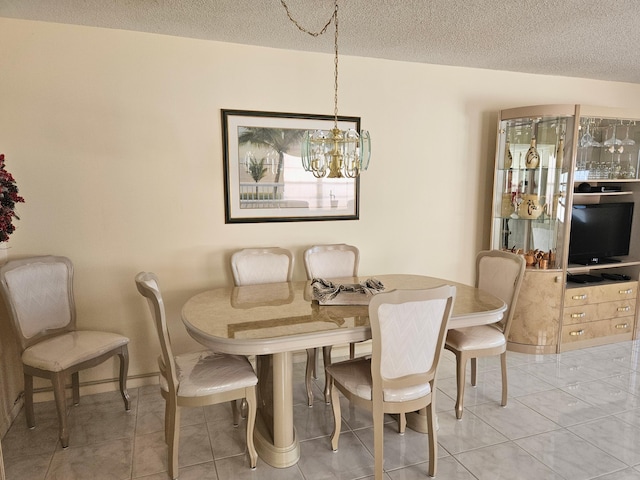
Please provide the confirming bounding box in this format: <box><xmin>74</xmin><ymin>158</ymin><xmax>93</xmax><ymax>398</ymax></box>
<box><xmin>222</xmin><ymin>109</ymin><xmax>362</xmax><ymax>223</ymax></box>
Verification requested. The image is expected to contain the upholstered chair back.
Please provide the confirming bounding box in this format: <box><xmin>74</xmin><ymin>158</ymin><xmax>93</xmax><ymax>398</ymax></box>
<box><xmin>231</xmin><ymin>247</ymin><xmax>294</xmax><ymax>286</ymax></box>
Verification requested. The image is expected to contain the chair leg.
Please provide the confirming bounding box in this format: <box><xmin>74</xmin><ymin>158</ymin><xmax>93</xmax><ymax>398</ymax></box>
<box><xmin>51</xmin><ymin>373</ymin><xmax>69</xmax><ymax>448</ymax></box>
<box><xmin>323</xmin><ymin>346</ymin><xmax>332</xmax><ymax>403</ymax></box>
<box><xmin>329</xmin><ymin>376</ymin><xmax>341</xmax><ymax>451</ymax></box>
<box><xmin>471</xmin><ymin>357</ymin><xmax>477</xmax><ymax>387</ymax></box>
<box><xmin>349</xmin><ymin>342</ymin><xmax>356</xmax><ymax>359</ymax></box>
<box><xmin>71</xmin><ymin>372</ymin><xmax>80</xmax><ymax>406</ymax></box>
<box><xmin>426</xmin><ymin>402</ymin><xmax>437</xmax><ymax>477</ymax></box>
<box><xmin>23</xmin><ymin>373</ymin><xmax>35</xmax><ymax>429</ymax></box>
<box><xmin>398</xmin><ymin>413</ymin><xmax>406</xmax><ymax>434</ymax></box>
<box><xmin>164</xmin><ymin>399</ymin><xmax>170</xmax><ymax>444</ymax></box>
<box><xmin>233</xmin><ymin>398</ymin><xmax>248</xmax><ymax>419</ymax></box>
<box><xmin>305</xmin><ymin>348</ymin><xmax>315</xmax><ymax>406</ymax></box>
<box><xmin>455</xmin><ymin>353</ymin><xmax>467</xmax><ymax>420</ymax></box>
<box><xmin>245</xmin><ymin>388</ymin><xmax>258</xmax><ymax>469</ymax></box>
<box><xmin>241</xmin><ymin>398</ymin><xmax>248</xmax><ymax>418</ymax></box>
<box><xmin>167</xmin><ymin>400</ymin><xmax>180</xmax><ymax>480</ymax></box>
<box><xmin>118</xmin><ymin>346</ymin><xmax>131</xmax><ymax>410</ymax></box>
<box><xmin>231</xmin><ymin>400</ymin><xmax>240</xmax><ymax>427</ymax></box>
<box><xmin>313</xmin><ymin>347</ymin><xmax>318</xmax><ymax>379</ymax></box>
<box><xmin>373</xmin><ymin>400</ymin><xmax>384</xmax><ymax>480</ymax></box>
<box><xmin>500</xmin><ymin>351</ymin><xmax>508</xmax><ymax>406</ymax></box>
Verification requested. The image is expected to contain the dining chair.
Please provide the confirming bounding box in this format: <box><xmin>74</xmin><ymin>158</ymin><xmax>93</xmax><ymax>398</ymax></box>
<box><xmin>303</xmin><ymin>243</ymin><xmax>360</xmax><ymax>281</ymax></box>
<box><xmin>444</xmin><ymin>249</ymin><xmax>526</xmax><ymax>419</ymax></box>
<box><xmin>135</xmin><ymin>272</ymin><xmax>258</xmax><ymax>479</ymax></box>
<box><xmin>231</xmin><ymin>247</ymin><xmax>294</xmax><ymax>286</ymax></box>
<box><xmin>230</xmin><ymin>247</ymin><xmax>294</xmax><ymax>409</ymax></box>
<box><xmin>0</xmin><ymin>255</ymin><xmax>130</xmax><ymax>448</ymax></box>
<box><xmin>326</xmin><ymin>285</ymin><xmax>455</xmax><ymax>479</ymax></box>
<box><xmin>303</xmin><ymin>243</ymin><xmax>359</xmax><ymax>405</ymax></box>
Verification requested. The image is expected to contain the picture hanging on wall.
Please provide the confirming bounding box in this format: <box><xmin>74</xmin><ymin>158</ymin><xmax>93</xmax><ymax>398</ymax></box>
<box><xmin>222</xmin><ymin>109</ymin><xmax>361</xmax><ymax>223</ymax></box>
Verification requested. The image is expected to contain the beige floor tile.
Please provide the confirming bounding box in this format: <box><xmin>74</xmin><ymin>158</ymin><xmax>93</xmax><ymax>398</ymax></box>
<box><xmin>215</xmin><ymin>453</ymin><xmax>304</xmax><ymax>479</ymax></box>
<box><xmin>515</xmin><ymin>429</ymin><xmax>626</xmax><ymax>480</ymax></box>
<box><xmin>46</xmin><ymin>437</ymin><xmax>133</xmax><ymax>480</ymax></box>
<box><xmin>455</xmin><ymin>441</ymin><xmax>562</xmax><ymax>480</ymax></box>
<box><xmin>467</xmin><ymin>398</ymin><xmax>561</xmax><ymax>439</ymax></box>
<box><xmin>387</xmin><ymin>456</ymin><xmax>474</xmax><ymax>479</ymax></box>
<box><xmin>7</xmin><ymin>341</ymin><xmax>640</xmax><ymax>479</ymax></box>
<box><xmin>297</xmin><ymin>432</ymin><xmax>375</xmax><ymax>480</ymax></box>
<box><xmin>3</xmin><ymin>453</ymin><xmax>51</xmax><ymax>480</ymax></box>
<box><xmin>435</xmin><ymin>409</ymin><xmax>507</xmax><ymax>454</ymax></box>
<box><xmin>354</xmin><ymin>422</ymin><xmax>448</xmax><ymax>472</ymax></box>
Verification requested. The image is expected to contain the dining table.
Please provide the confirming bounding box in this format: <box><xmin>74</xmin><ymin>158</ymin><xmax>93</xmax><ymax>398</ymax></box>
<box><xmin>181</xmin><ymin>274</ymin><xmax>506</xmax><ymax>468</ymax></box>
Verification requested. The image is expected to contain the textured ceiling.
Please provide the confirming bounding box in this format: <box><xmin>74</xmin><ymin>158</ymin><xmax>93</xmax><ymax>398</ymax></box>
<box><xmin>2</xmin><ymin>0</ymin><xmax>640</xmax><ymax>84</ymax></box>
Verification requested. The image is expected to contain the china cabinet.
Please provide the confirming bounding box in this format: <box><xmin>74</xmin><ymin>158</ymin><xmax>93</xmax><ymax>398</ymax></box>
<box><xmin>490</xmin><ymin>105</ymin><xmax>640</xmax><ymax>353</ymax></box>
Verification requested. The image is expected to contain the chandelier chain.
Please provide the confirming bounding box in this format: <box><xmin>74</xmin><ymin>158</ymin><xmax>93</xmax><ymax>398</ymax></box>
<box><xmin>279</xmin><ymin>0</ymin><xmax>336</xmax><ymax>37</ymax></box>
<box><xmin>280</xmin><ymin>0</ymin><xmax>369</xmax><ymax>178</ymax></box>
<box><xmin>280</xmin><ymin>1</ymin><xmax>340</xmax><ymax>128</ymax></box>
<box><xmin>333</xmin><ymin>2</ymin><xmax>339</xmax><ymax>127</ymax></box>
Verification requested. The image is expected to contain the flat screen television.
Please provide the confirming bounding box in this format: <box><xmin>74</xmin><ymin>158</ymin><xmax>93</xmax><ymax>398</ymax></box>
<box><xmin>569</xmin><ymin>202</ymin><xmax>634</xmax><ymax>265</ymax></box>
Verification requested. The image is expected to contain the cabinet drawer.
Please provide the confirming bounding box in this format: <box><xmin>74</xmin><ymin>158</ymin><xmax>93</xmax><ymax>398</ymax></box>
<box><xmin>563</xmin><ymin>299</ymin><xmax>636</xmax><ymax>325</ymax></box>
<box><xmin>563</xmin><ymin>304</ymin><xmax>597</xmax><ymax>325</ymax></box>
<box><xmin>564</xmin><ymin>281</ymin><xmax>637</xmax><ymax>307</ymax></box>
<box><xmin>562</xmin><ymin>317</ymin><xmax>633</xmax><ymax>344</ymax></box>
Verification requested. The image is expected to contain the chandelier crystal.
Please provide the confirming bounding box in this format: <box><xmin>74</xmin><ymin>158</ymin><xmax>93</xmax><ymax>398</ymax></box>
<box><xmin>281</xmin><ymin>0</ymin><xmax>371</xmax><ymax>178</ymax></box>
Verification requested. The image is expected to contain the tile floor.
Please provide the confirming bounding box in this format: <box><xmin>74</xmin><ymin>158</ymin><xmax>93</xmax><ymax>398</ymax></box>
<box><xmin>5</xmin><ymin>341</ymin><xmax>640</xmax><ymax>479</ymax></box>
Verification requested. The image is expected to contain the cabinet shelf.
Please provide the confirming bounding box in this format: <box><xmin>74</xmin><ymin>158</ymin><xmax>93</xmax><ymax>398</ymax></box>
<box><xmin>573</xmin><ymin>191</ymin><xmax>633</xmax><ymax>198</ymax></box>
<box><xmin>500</xmin><ymin>166</ymin><xmax>559</xmax><ymax>173</ymax></box>
<box><xmin>496</xmin><ymin>215</ymin><xmax>559</xmax><ymax>222</ymax></box>
<box><xmin>574</xmin><ymin>179</ymin><xmax>640</xmax><ymax>183</ymax></box>
<box><xmin>567</xmin><ymin>258</ymin><xmax>640</xmax><ymax>273</ymax></box>
<box><xmin>565</xmin><ymin>278</ymin><xmax>638</xmax><ymax>289</ymax></box>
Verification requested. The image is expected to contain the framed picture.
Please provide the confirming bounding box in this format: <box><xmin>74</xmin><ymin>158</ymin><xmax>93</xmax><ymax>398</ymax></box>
<box><xmin>222</xmin><ymin>109</ymin><xmax>361</xmax><ymax>223</ymax></box>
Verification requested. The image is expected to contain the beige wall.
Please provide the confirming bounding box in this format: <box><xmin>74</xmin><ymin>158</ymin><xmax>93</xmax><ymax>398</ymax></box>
<box><xmin>2</xmin><ymin>17</ymin><xmax>640</xmax><ymax>431</ymax></box>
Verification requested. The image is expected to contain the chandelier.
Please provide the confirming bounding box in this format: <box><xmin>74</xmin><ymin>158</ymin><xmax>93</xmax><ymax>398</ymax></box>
<box><xmin>281</xmin><ymin>0</ymin><xmax>370</xmax><ymax>178</ymax></box>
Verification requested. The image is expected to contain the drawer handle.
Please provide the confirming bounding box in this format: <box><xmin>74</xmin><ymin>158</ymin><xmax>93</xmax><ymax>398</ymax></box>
<box><xmin>619</xmin><ymin>289</ymin><xmax>633</xmax><ymax>295</ymax></box>
<box><xmin>617</xmin><ymin>306</ymin><xmax>631</xmax><ymax>312</ymax></box>
<box><xmin>616</xmin><ymin>323</ymin><xmax>629</xmax><ymax>329</ymax></box>
<box><xmin>569</xmin><ymin>330</ymin><xmax>585</xmax><ymax>336</ymax></box>
<box><xmin>571</xmin><ymin>312</ymin><xmax>586</xmax><ymax>318</ymax></box>
<box><xmin>572</xmin><ymin>294</ymin><xmax>587</xmax><ymax>300</ymax></box>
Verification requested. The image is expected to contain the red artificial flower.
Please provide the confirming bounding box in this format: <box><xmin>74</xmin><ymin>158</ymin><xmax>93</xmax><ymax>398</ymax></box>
<box><xmin>0</xmin><ymin>154</ymin><xmax>24</xmax><ymax>242</ymax></box>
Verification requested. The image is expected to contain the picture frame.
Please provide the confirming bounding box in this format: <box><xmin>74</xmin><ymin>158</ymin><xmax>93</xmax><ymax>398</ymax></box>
<box><xmin>222</xmin><ymin>109</ymin><xmax>361</xmax><ymax>223</ymax></box>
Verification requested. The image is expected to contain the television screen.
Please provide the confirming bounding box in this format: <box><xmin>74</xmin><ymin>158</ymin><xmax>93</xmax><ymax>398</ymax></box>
<box><xmin>569</xmin><ymin>202</ymin><xmax>634</xmax><ymax>265</ymax></box>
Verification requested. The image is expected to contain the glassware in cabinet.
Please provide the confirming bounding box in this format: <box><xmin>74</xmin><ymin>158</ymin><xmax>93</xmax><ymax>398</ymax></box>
<box><xmin>491</xmin><ymin>108</ymin><xmax>575</xmax><ymax>270</ymax></box>
<box><xmin>576</xmin><ymin>117</ymin><xmax>640</xmax><ymax>181</ymax></box>
<box><xmin>492</xmin><ymin>104</ymin><xmax>640</xmax><ymax>355</ymax></box>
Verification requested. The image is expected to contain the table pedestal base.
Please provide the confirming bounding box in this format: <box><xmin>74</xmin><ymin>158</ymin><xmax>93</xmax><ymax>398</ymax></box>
<box><xmin>405</xmin><ymin>408</ymin><xmax>439</xmax><ymax>433</ymax></box>
<box><xmin>253</xmin><ymin>415</ymin><xmax>299</xmax><ymax>468</ymax></box>
<box><xmin>254</xmin><ymin>352</ymin><xmax>300</xmax><ymax>467</ymax></box>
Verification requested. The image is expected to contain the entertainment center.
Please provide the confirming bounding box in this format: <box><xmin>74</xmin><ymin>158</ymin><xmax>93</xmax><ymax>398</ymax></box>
<box><xmin>490</xmin><ymin>104</ymin><xmax>640</xmax><ymax>353</ymax></box>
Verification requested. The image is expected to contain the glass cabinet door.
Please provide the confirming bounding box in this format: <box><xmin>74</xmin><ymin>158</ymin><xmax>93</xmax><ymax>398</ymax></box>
<box><xmin>576</xmin><ymin>117</ymin><xmax>640</xmax><ymax>181</ymax></box>
<box><xmin>491</xmin><ymin>112</ymin><xmax>575</xmax><ymax>270</ymax></box>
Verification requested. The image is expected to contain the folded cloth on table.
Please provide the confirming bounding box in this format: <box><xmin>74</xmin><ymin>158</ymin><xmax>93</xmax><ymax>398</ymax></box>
<box><xmin>311</xmin><ymin>277</ymin><xmax>385</xmax><ymax>302</ymax></box>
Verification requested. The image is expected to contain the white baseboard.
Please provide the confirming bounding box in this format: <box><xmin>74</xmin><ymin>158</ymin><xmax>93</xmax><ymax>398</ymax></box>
<box><xmin>31</xmin><ymin>373</ymin><xmax>159</xmax><ymax>403</ymax></box>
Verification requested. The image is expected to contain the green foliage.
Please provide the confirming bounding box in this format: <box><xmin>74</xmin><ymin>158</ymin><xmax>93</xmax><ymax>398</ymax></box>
<box><xmin>238</xmin><ymin>127</ymin><xmax>303</xmax><ymax>155</ymax></box>
<box><xmin>238</xmin><ymin>127</ymin><xmax>304</xmax><ymax>185</ymax></box>
<box><xmin>248</xmin><ymin>157</ymin><xmax>268</xmax><ymax>183</ymax></box>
